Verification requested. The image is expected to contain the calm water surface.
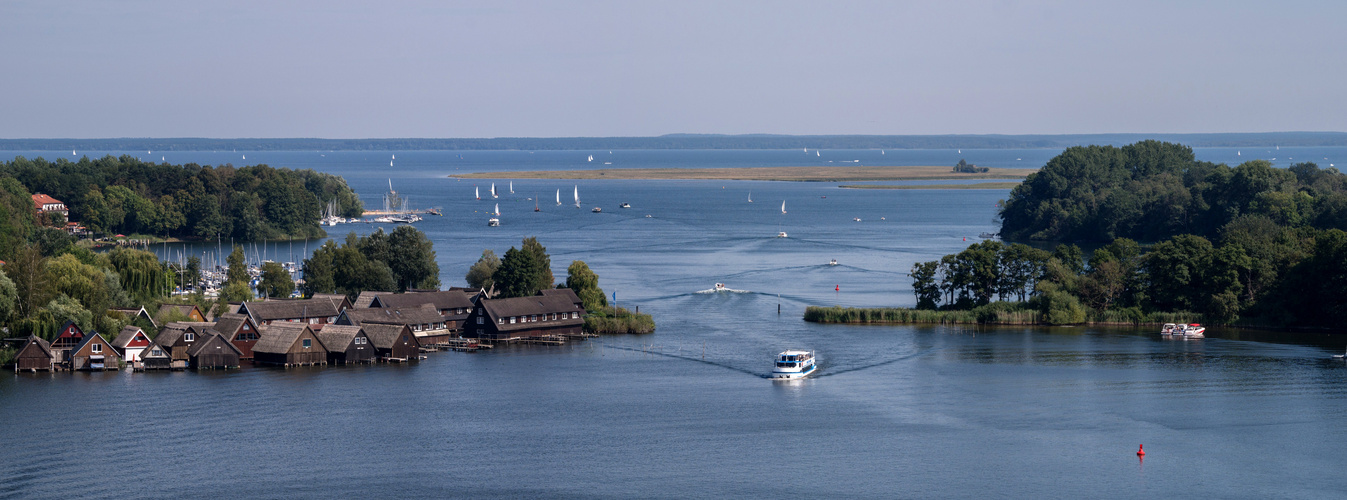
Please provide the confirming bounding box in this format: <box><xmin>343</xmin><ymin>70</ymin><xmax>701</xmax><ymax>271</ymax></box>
<box><xmin>3</xmin><ymin>148</ymin><xmax>1347</xmax><ymax>498</ymax></box>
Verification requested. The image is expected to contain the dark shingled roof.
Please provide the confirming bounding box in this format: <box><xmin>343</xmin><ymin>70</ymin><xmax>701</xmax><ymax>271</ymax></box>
<box><xmin>242</xmin><ymin>297</ymin><xmax>343</xmax><ymax>322</ymax></box>
<box><xmin>480</xmin><ymin>294</ymin><xmax>585</xmax><ymax>333</ymax></box>
<box><xmin>371</xmin><ymin>290</ymin><xmax>474</xmax><ymax>311</ymax></box>
<box><xmin>361</xmin><ymin>323</ymin><xmax>413</xmax><ymax>350</ymax></box>
<box><xmin>540</xmin><ymin>288</ymin><xmax>584</xmax><ymax>307</ymax></box>
<box><xmin>342</xmin><ymin>305</ymin><xmax>445</xmax><ymax>327</ymax></box>
<box><xmin>21</xmin><ymin>335</ymin><xmax>53</xmax><ymax>358</ymax></box>
<box><xmin>252</xmin><ymin>323</ymin><xmax>315</xmax><ymax>354</ymax></box>
<box><xmin>314</xmin><ymin>325</ymin><xmax>364</xmax><ymax>351</ymax></box>
<box><xmin>111</xmin><ymin>326</ymin><xmax>146</xmax><ymax>349</ymax></box>
<box><xmin>353</xmin><ymin>291</ymin><xmax>394</xmax><ymax>309</ymax></box>
<box><xmin>71</xmin><ymin>331</ymin><xmax>112</xmax><ymax>355</ymax></box>
<box><xmin>153</xmin><ymin>325</ymin><xmax>189</xmax><ymax>348</ymax></box>
<box><xmin>186</xmin><ymin>331</ymin><xmax>243</xmax><ymax>357</ymax></box>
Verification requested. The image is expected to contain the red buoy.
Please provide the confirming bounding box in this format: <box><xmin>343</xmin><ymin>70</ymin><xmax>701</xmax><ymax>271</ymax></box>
<box><xmin>835</xmin><ymin>285</ymin><xmax>840</xmax><ymax>291</ymax></box>
<box><xmin>1136</xmin><ymin>444</ymin><xmax>1145</xmax><ymax>456</ymax></box>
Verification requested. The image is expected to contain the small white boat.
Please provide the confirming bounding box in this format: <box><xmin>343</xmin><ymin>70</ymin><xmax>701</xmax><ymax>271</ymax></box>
<box><xmin>1181</xmin><ymin>323</ymin><xmax>1206</xmax><ymax>338</ymax></box>
<box><xmin>829</xmin><ymin>259</ymin><xmax>837</xmax><ymax>266</ymax></box>
<box><xmin>494</xmin><ymin>203</ymin><xmax>500</xmax><ymax>216</ymax></box>
<box><xmin>591</xmin><ymin>207</ymin><xmax>602</xmax><ymax>213</ymax></box>
<box><xmin>509</xmin><ymin>181</ymin><xmax>514</xmax><ymax>194</ymax></box>
<box><xmin>748</xmin><ymin>192</ymin><xmax>752</xmax><ymax>203</ymax></box>
<box><xmin>853</xmin><ymin>217</ymin><xmax>861</xmax><ymax>222</ymax></box>
<box><xmin>574</xmin><ymin>185</ymin><xmax>581</xmax><ymax>208</ymax></box>
<box><xmin>772</xmin><ymin>350</ymin><xmax>817</xmax><ymax>380</ymax></box>
<box><xmin>588</xmin><ymin>155</ymin><xmax>594</xmax><ymax>162</ymax></box>
<box><xmin>714</xmin><ymin>283</ymin><xmax>728</xmax><ymax>291</ymax></box>
<box><xmin>476</xmin><ymin>186</ymin><xmax>480</xmax><ymax>200</ymax></box>
<box><xmin>491</xmin><ymin>183</ymin><xmax>498</xmax><ymax>199</ymax></box>
<box><xmin>777</xmin><ymin>231</ymin><xmax>788</xmax><ymax>238</ymax></box>
<box><xmin>487</xmin><ymin>217</ymin><xmax>500</xmax><ymax>227</ymax></box>
<box><xmin>1160</xmin><ymin>323</ymin><xmax>1177</xmax><ymax>336</ymax></box>
<box><xmin>556</xmin><ymin>189</ymin><xmax>561</xmax><ymax>206</ymax></box>
<box><xmin>619</xmin><ymin>202</ymin><xmax>630</xmax><ymax>208</ymax></box>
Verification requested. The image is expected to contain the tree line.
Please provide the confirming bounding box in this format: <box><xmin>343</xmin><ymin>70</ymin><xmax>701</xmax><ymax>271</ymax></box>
<box><xmin>1</xmin><ymin>155</ymin><xmax>363</xmax><ymax>241</ymax></box>
<box><xmin>999</xmin><ymin>140</ymin><xmax>1347</xmax><ymax>242</ymax></box>
<box><xmin>300</xmin><ymin>227</ymin><xmax>441</xmax><ymax>299</ymax></box>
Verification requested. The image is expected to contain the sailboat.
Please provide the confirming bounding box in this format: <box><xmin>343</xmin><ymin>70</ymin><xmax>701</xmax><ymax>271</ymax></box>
<box><xmin>748</xmin><ymin>191</ymin><xmax>753</xmax><ymax>203</ymax></box>
<box><xmin>588</xmin><ymin>155</ymin><xmax>594</xmax><ymax>162</ymax></box>
<box><xmin>242</xmin><ymin>154</ymin><xmax>246</xmax><ymax>160</ymax></box>
<box><xmin>491</xmin><ymin>183</ymin><xmax>498</xmax><ymax>199</ymax></box>
<box><xmin>390</xmin><ymin>160</ymin><xmax>393</xmax><ymax>167</ymax></box>
<box><xmin>476</xmin><ymin>186</ymin><xmax>481</xmax><ymax>200</ymax></box>
<box><xmin>72</xmin><ymin>150</ymin><xmax>76</xmax><ymax>156</ymax></box>
<box><xmin>535</xmin><ymin>196</ymin><xmax>540</xmax><ymax>212</ymax></box>
<box><xmin>556</xmin><ymin>189</ymin><xmax>561</xmax><ymax>206</ymax></box>
<box><xmin>881</xmin><ymin>150</ymin><xmax>885</xmax><ymax>155</ymax></box>
<box><xmin>781</xmin><ymin>200</ymin><xmax>787</xmax><ymax>214</ymax></box>
<box><xmin>494</xmin><ymin>203</ymin><xmax>500</xmax><ymax>216</ymax></box>
<box><xmin>816</xmin><ymin>150</ymin><xmax>820</xmax><ymax>157</ymax></box>
<box><xmin>488</xmin><ymin>203</ymin><xmax>500</xmax><ymax>226</ymax></box>
<box><xmin>1238</xmin><ymin>150</ymin><xmax>1241</xmax><ymax>156</ymax></box>
<box><xmin>509</xmin><ymin>181</ymin><xmax>514</xmax><ymax>194</ymax></box>
<box><xmin>574</xmin><ymin>185</ymin><xmax>581</xmax><ymax>208</ymax></box>
<box><xmin>392</xmin><ymin>154</ymin><xmax>395</xmax><ymax>160</ymax></box>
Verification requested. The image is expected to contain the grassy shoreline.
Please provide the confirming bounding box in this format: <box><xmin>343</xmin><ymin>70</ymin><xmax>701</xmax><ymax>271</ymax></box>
<box><xmin>803</xmin><ymin>305</ymin><xmax>1211</xmax><ymax>326</ymax></box>
<box><xmin>839</xmin><ymin>182</ymin><xmax>1022</xmax><ymax>190</ymax></box>
<box><xmin>449</xmin><ymin>166</ymin><xmax>1034</xmax><ymax>182</ymax></box>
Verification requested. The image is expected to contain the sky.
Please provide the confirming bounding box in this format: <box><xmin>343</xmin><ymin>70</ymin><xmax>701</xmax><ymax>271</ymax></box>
<box><xmin>2</xmin><ymin>0</ymin><xmax>1345</xmax><ymax>138</ymax></box>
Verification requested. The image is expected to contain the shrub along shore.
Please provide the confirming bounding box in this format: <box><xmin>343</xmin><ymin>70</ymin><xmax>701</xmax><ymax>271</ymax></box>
<box><xmin>803</xmin><ymin>305</ymin><xmax>1209</xmax><ymax>326</ymax></box>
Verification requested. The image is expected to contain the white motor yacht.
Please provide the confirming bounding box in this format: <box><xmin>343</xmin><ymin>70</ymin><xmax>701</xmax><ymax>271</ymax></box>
<box><xmin>714</xmin><ymin>283</ymin><xmax>728</xmax><ymax>291</ymax></box>
<box><xmin>487</xmin><ymin>217</ymin><xmax>500</xmax><ymax>227</ymax></box>
<box><xmin>772</xmin><ymin>350</ymin><xmax>817</xmax><ymax>380</ymax></box>
<box><xmin>1160</xmin><ymin>323</ymin><xmax>1177</xmax><ymax>335</ymax></box>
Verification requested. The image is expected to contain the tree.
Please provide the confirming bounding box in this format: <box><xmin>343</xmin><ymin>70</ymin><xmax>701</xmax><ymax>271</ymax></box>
<box><xmin>226</xmin><ymin>245</ymin><xmax>248</xmax><ymax>286</ymax></box>
<box><xmin>492</xmin><ymin>246</ymin><xmax>544</xmax><ymax>299</ymax></box>
<box><xmin>386</xmin><ymin>225</ymin><xmax>439</xmax><ymax>291</ymax></box>
<box><xmin>301</xmin><ymin>240</ymin><xmax>338</xmax><ymax>297</ymax></box>
<box><xmin>257</xmin><ymin>261</ymin><xmax>295</xmax><ymax>298</ymax></box>
<box><xmin>45</xmin><ymin>253</ymin><xmax>109</xmax><ymax>316</ymax></box>
<box><xmin>909</xmin><ymin>261</ymin><xmax>940</xmax><ymax>309</ymax></box>
<box><xmin>8</xmin><ymin>244</ymin><xmax>49</xmax><ymax>319</ymax></box>
<box><xmin>465</xmin><ymin>249</ymin><xmax>500</xmax><ymax>291</ymax></box>
<box><xmin>520</xmin><ymin>237</ymin><xmax>554</xmax><ymax>289</ymax></box>
<box><xmin>565</xmin><ymin>260</ymin><xmax>606</xmax><ymax>312</ymax></box>
<box><xmin>0</xmin><ymin>268</ymin><xmax>16</xmax><ymax>325</ymax></box>
<box><xmin>46</xmin><ymin>294</ymin><xmax>94</xmax><ymax>333</ymax></box>
<box><xmin>107</xmin><ymin>248</ymin><xmax>172</xmax><ymax>303</ymax></box>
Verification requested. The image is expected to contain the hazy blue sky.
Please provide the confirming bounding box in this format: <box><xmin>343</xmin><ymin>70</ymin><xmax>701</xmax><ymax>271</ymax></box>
<box><xmin>3</xmin><ymin>0</ymin><xmax>1344</xmax><ymax>138</ymax></box>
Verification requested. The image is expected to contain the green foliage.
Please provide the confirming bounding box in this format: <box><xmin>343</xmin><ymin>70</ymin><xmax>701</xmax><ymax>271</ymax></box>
<box><xmin>383</xmin><ymin>226</ymin><xmax>440</xmax><ymax>291</ymax></box>
<box><xmin>0</xmin><ymin>268</ymin><xmax>16</xmax><ymax>325</ymax></box>
<box><xmin>564</xmin><ymin>260</ymin><xmax>607</xmax><ymax>312</ymax></box>
<box><xmin>583</xmin><ymin>307</ymin><xmax>655</xmax><ymax>334</ymax></box>
<box><xmin>0</xmin><ymin>177</ymin><xmax>38</xmax><ymax>259</ymax></box>
<box><xmin>220</xmin><ymin>281</ymin><xmax>253</xmax><ymax>304</ymax></box>
<box><xmin>226</xmin><ymin>245</ymin><xmax>248</xmax><ymax>286</ymax></box>
<box><xmin>8</xmin><ymin>244</ymin><xmax>49</xmax><ymax>319</ymax></box>
<box><xmin>46</xmin><ymin>294</ymin><xmax>94</xmax><ymax>333</ymax></box>
<box><xmin>492</xmin><ymin>237</ymin><xmax>553</xmax><ymax>299</ymax></box>
<box><xmin>909</xmin><ymin>261</ymin><xmax>940</xmax><ymax>309</ymax></box>
<box><xmin>0</xmin><ymin>155</ymin><xmax>362</xmax><ymax>240</ymax></box>
<box><xmin>953</xmin><ymin>159</ymin><xmax>989</xmax><ymax>173</ymax></box>
<box><xmin>914</xmin><ymin>240</ymin><xmax>1050</xmax><ymax>309</ymax></box>
<box><xmin>1029</xmin><ymin>282</ymin><xmax>1087</xmax><ymax>325</ymax></box>
<box><xmin>1000</xmin><ymin>142</ymin><xmax>1347</xmax><ymax>242</ymax></box>
<box><xmin>45</xmin><ymin>253</ymin><xmax>109</xmax><ymax>315</ymax></box>
<box><xmin>300</xmin><ymin>229</ymin><xmax>433</xmax><ymax>299</ymax></box>
<box><xmin>107</xmin><ymin>248</ymin><xmax>173</xmax><ymax>303</ymax></box>
<box><xmin>465</xmin><ymin>249</ymin><xmax>500</xmax><ymax>291</ymax></box>
<box><xmin>257</xmin><ymin>261</ymin><xmax>295</xmax><ymax>298</ymax></box>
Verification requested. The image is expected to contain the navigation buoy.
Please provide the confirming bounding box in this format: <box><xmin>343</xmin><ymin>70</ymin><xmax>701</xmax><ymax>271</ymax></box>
<box><xmin>1136</xmin><ymin>444</ymin><xmax>1145</xmax><ymax>456</ymax></box>
<box><xmin>835</xmin><ymin>285</ymin><xmax>840</xmax><ymax>291</ymax></box>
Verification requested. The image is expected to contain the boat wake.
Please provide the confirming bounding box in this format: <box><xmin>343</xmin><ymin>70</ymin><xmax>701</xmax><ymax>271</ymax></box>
<box><xmin>695</xmin><ymin>287</ymin><xmax>751</xmax><ymax>294</ymax></box>
<box><xmin>814</xmin><ymin>347</ymin><xmax>940</xmax><ymax>377</ymax></box>
<box><xmin>600</xmin><ymin>343</ymin><xmax>767</xmax><ymax>378</ymax></box>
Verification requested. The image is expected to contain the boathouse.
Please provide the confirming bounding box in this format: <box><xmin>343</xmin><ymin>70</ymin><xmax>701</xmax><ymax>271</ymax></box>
<box><xmin>462</xmin><ymin>292</ymin><xmax>586</xmax><ymax>341</ymax></box>
<box><xmin>139</xmin><ymin>344</ymin><xmax>173</xmax><ymax>370</ymax></box>
<box><xmin>314</xmin><ymin>325</ymin><xmax>376</xmax><ymax>365</ymax></box>
<box><xmin>51</xmin><ymin>320</ymin><xmax>86</xmax><ymax>362</ymax></box>
<box><xmin>252</xmin><ymin>323</ymin><xmax>328</xmax><ymax>367</ymax></box>
<box><xmin>211</xmin><ymin>313</ymin><xmax>262</xmax><ymax>359</ymax></box>
<box><xmin>156</xmin><ymin>304</ymin><xmax>208</xmax><ymax>324</ymax></box>
<box><xmin>14</xmin><ymin>335</ymin><xmax>56</xmax><ymax>372</ymax></box>
<box><xmin>337</xmin><ymin>305</ymin><xmax>452</xmax><ymax>346</ymax></box>
<box><xmin>153</xmin><ymin>324</ymin><xmax>203</xmax><ymax>369</ymax></box>
<box><xmin>361</xmin><ymin>323</ymin><xmax>419</xmax><ymax>362</ymax></box>
<box><xmin>111</xmin><ymin>326</ymin><xmax>153</xmax><ymax>364</ymax></box>
<box><xmin>187</xmin><ymin>332</ymin><xmax>243</xmax><ymax>370</ymax></box>
<box><xmin>368</xmin><ymin>290</ymin><xmax>476</xmax><ymax>331</ymax></box>
<box><xmin>239</xmin><ymin>296</ymin><xmax>346</xmax><ymax>326</ymax></box>
<box><xmin>69</xmin><ymin>332</ymin><xmax>120</xmax><ymax>371</ymax></box>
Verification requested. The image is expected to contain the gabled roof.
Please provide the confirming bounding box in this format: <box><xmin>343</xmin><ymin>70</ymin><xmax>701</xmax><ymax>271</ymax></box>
<box><xmin>71</xmin><ymin>331</ymin><xmax>111</xmax><ymax>355</ymax></box>
<box><xmin>21</xmin><ymin>335</ymin><xmax>53</xmax><ymax>358</ymax></box>
<box><xmin>361</xmin><ymin>323</ymin><xmax>413</xmax><ymax>350</ymax></box>
<box><xmin>110</xmin><ymin>306</ymin><xmax>156</xmax><ymax>327</ymax></box>
<box><xmin>140</xmin><ymin>342</ymin><xmax>171</xmax><ymax>358</ymax></box>
<box><xmin>57</xmin><ymin>319</ymin><xmax>83</xmax><ymax>337</ymax></box>
<box><xmin>241</xmin><ymin>297</ymin><xmax>343</xmax><ymax>322</ymax></box>
<box><xmin>352</xmin><ymin>291</ymin><xmax>394</xmax><ymax>308</ymax></box>
<box><xmin>541</xmin><ymin>288</ymin><xmax>584</xmax><ymax>307</ymax></box>
<box><xmin>371</xmin><ymin>290</ymin><xmax>475</xmax><ymax>311</ymax></box>
<box><xmin>252</xmin><ymin>323</ymin><xmax>317</xmax><ymax>354</ymax></box>
<box><xmin>341</xmin><ymin>304</ymin><xmax>444</xmax><ymax>327</ymax></box>
<box><xmin>186</xmin><ymin>332</ymin><xmax>243</xmax><ymax>357</ymax></box>
<box><xmin>153</xmin><ymin>325</ymin><xmax>189</xmax><ymax>348</ymax></box>
<box><xmin>211</xmin><ymin>313</ymin><xmax>253</xmax><ymax>337</ymax></box>
<box><xmin>480</xmin><ymin>294</ymin><xmax>585</xmax><ymax>333</ymax></box>
<box><xmin>32</xmin><ymin>193</ymin><xmax>63</xmax><ymax>207</ymax></box>
<box><xmin>314</xmin><ymin>325</ymin><xmax>364</xmax><ymax>351</ymax></box>
<box><xmin>156</xmin><ymin>304</ymin><xmax>205</xmax><ymax>323</ymax></box>
<box><xmin>166</xmin><ymin>321</ymin><xmax>215</xmax><ymax>333</ymax></box>
<box><xmin>111</xmin><ymin>326</ymin><xmax>147</xmax><ymax>349</ymax></box>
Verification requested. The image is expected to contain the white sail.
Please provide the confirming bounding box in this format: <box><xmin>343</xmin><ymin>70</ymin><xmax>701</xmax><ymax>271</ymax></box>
<box><xmin>748</xmin><ymin>191</ymin><xmax>752</xmax><ymax>203</ymax></box>
<box><xmin>491</xmin><ymin>183</ymin><xmax>498</xmax><ymax>198</ymax></box>
<box><xmin>816</xmin><ymin>151</ymin><xmax>819</xmax><ymax>157</ymax></box>
<box><xmin>391</xmin><ymin>154</ymin><xmax>395</xmax><ymax>160</ymax></box>
<box><xmin>476</xmin><ymin>186</ymin><xmax>480</xmax><ymax>199</ymax></box>
<box><xmin>588</xmin><ymin>155</ymin><xmax>593</xmax><ymax>162</ymax></box>
<box><xmin>556</xmin><ymin>189</ymin><xmax>561</xmax><ymax>205</ymax></box>
<box><xmin>781</xmin><ymin>200</ymin><xmax>786</xmax><ymax>214</ymax></box>
<box><xmin>574</xmin><ymin>185</ymin><xmax>580</xmax><ymax>207</ymax></box>
<box><xmin>242</xmin><ymin>154</ymin><xmax>246</xmax><ymax>160</ymax></box>
<box><xmin>495</xmin><ymin>203</ymin><xmax>500</xmax><ymax>216</ymax></box>
<box><xmin>509</xmin><ymin>181</ymin><xmax>514</xmax><ymax>194</ymax></box>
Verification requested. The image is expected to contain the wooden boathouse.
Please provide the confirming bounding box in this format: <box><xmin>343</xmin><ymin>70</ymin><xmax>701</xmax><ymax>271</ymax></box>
<box><xmin>211</xmin><ymin>313</ymin><xmax>262</xmax><ymax>359</ymax></box>
<box><xmin>314</xmin><ymin>325</ymin><xmax>377</xmax><ymax>365</ymax></box>
<box><xmin>187</xmin><ymin>332</ymin><xmax>243</xmax><ymax>370</ymax></box>
<box><xmin>252</xmin><ymin>323</ymin><xmax>328</xmax><ymax>367</ymax></box>
<box><xmin>462</xmin><ymin>291</ymin><xmax>586</xmax><ymax>341</ymax></box>
<box><xmin>337</xmin><ymin>305</ymin><xmax>453</xmax><ymax>346</ymax></box>
<box><xmin>361</xmin><ymin>323</ymin><xmax>419</xmax><ymax>362</ymax></box>
<box><xmin>69</xmin><ymin>332</ymin><xmax>121</xmax><ymax>371</ymax></box>
<box><xmin>14</xmin><ymin>335</ymin><xmax>56</xmax><ymax>372</ymax></box>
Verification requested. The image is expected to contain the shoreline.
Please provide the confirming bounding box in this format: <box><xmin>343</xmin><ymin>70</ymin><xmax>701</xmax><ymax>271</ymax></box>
<box><xmin>448</xmin><ymin>166</ymin><xmax>1034</xmax><ymax>182</ymax></box>
<box><xmin>838</xmin><ymin>182</ymin><xmax>1021</xmax><ymax>190</ymax></box>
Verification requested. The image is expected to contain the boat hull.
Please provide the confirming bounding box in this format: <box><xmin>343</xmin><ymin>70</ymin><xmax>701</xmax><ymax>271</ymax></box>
<box><xmin>771</xmin><ymin>362</ymin><xmax>817</xmax><ymax>380</ymax></box>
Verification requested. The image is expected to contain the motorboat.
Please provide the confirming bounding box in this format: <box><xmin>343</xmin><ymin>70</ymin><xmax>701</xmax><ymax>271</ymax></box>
<box><xmin>771</xmin><ymin>350</ymin><xmax>817</xmax><ymax>380</ymax></box>
<box><xmin>979</xmin><ymin>232</ymin><xmax>999</xmax><ymax>239</ymax></box>
<box><xmin>592</xmin><ymin>207</ymin><xmax>602</xmax><ymax>213</ymax></box>
<box><xmin>1160</xmin><ymin>323</ymin><xmax>1177</xmax><ymax>335</ymax></box>
<box><xmin>1179</xmin><ymin>323</ymin><xmax>1206</xmax><ymax>338</ymax></box>
<box><xmin>714</xmin><ymin>283</ymin><xmax>728</xmax><ymax>291</ymax></box>
<box><xmin>619</xmin><ymin>202</ymin><xmax>631</xmax><ymax>208</ymax></box>
<box><xmin>777</xmin><ymin>231</ymin><xmax>788</xmax><ymax>238</ymax></box>
<box><xmin>853</xmin><ymin>217</ymin><xmax>861</xmax><ymax>222</ymax></box>
<box><xmin>487</xmin><ymin>217</ymin><xmax>500</xmax><ymax>227</ymax></box>
<box><xmin>829</xmin><ymin>259</ymin><xmax>838</xmax><ymax>266</ymax></box>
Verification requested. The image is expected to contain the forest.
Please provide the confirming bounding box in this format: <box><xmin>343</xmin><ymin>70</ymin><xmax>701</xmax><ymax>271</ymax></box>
<box><xmin>0</xmin><ymin>155</ymin><xmax>363</xmax><ymax>241</ymax></box>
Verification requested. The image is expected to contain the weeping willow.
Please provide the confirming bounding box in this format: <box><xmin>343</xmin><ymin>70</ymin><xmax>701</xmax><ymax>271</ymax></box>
<box><xmin>107</xmin><ymin>248</ymin><xmax>173</xmax><ymax>303</ymax></box>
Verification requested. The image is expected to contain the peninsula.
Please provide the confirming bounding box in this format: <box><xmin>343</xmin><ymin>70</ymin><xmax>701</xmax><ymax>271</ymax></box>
<box><xmin>449</xmin><ymin>166</ymin><xmax>1034</xmax><ymax>182</ymax></box>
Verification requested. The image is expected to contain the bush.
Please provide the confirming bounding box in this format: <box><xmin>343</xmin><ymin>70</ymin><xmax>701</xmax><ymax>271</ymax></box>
<box><xmin>583</xmin><ymin>307</ymin><xmax>655</xmax><ymax>334</ymax></box>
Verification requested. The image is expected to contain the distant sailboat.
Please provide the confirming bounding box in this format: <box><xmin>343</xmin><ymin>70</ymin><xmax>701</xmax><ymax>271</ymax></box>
<box><xmin>803</xmin><ymin>148</ymin><xmax>807</xmax><ymax>153</ymax></box>
<box><xmin>535</xmin><ymin>197</ymin><xmax>540</xmax><ymax>212</ymax></box>
<box><xmin>390</xmin><ymin>160</ymin><xmax>394</xmax><ymax>167</ymax></box>
<box><xmin>588</xmin><ymin>155</ymin><xmax>594</xmax><ymax>162</ymax></box>
<box><xmin>72</xmin><ymin>150</ymin><xmax>76</xmax><ymax>156</ymax></box>
<box><xmin>491</xmin><ymin>183</ymin><xmax>498</xmax><ymax>199</ymax></box>
<box><xmin>1238</xmin><ymin>150</ymin><xmax>1241</xmax><ymax>156</ymax></box>
<box><xmin>574</xmin><ymin>185</ymin><xmax>580</xmax><ymax>208</ymax></box>
<box><xmin>881</xmin><ymin>150</ymin><xmax>885</xmax><ymax>155</ymax></box>
<box><xmin>816</xmin><ymin>150</ymin><xmax>820</xmax><ymax>157</ymax></box>
<box><xmin>161</xmin><ymin>156</ymin><xmax>165</xmax><ymax>162</ymax></box>
<box><xmin>391</xmin><ymin>154</ymin><xmax>395</xmax><ymax>160</ymax></box>
<box><xmin>556</xmin><ymin>189</ymin><xmax>561</xmax><ymax>206</ymax></box>
<box><xmin>494</xmin><ymin>203</ymin><xmax>500</xmax><ymax>216</ymax></box>
<box><xmin>748</xmin><ymin>191</ymin><xmax>753</xmax><ymax>203</ymax></box>
<box><xmin>242</xmin><ymin>154</ymin><xmax>246</xmax><ymax>160</ymax></box>
<box><xmin>509</xmin><ymin>181</ymin><xmax>514</xmax><ymax>194</ymax></box>
<box><xmin>781</xmin><ymin>200</ymin><xmax>787</xmax><ymax>214</ymax></box>
<box><xmin>476</xmin><ymin>186</ymin><xmax>481</xmax><ymax>200</ymax></box>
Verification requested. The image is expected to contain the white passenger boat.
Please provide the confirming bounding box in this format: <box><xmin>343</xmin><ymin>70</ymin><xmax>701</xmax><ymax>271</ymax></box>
<box><xmin>829</xmin><ymin>259</ymin><xmax>838</xmax><ymax>266</ymax></box>
<box><xmin>777</xmin><ymin>231</ymin><xmax>788</xmax><ymax>238</ymax></box>
<box><xmin>714</xmin><ymin>283</ymin><xmax>728</xmax><ymax>291</ymax></box>
<box><xmin>771</xmin><ymin>350</ymin><xmax>817</xmax><ymax>380</ymax></box>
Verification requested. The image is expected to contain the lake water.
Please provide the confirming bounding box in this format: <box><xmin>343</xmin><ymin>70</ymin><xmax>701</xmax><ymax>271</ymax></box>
<box><xmin>4</xmin><ymin>148</ymin><xmax>1347</xmax><ymax>498</ymax></box>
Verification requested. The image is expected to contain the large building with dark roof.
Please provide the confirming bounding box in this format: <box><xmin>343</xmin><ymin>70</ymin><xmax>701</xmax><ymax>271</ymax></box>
<box><xmin>462</xmin><ymin>291</ymin><xmax>585</xmax><ymax>341</ymax></box>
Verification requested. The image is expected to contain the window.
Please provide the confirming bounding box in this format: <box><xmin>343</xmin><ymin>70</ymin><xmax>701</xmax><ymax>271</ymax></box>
<box><xmin>510</xmin><ymin>317</ymin><xmax>517</xmax><ymax>324</ymax></box>
<box><xmin>92</xmin><ymin>343</ymin><xmax>102</xmax><ymax>353</ymax></box>
<box><xmin>422</xmin><ymin>323</ymin><xmax>429</xmax><ymax>331</ymax></box>
<box><xmin>497</xmin><ymin>318</ymin><xmax>503</xmax><ymax>324</ymax></box>
<box><xmin>477</xmin><ymin>317</ymin><xmax>483</xmax><ymax>324</ymax></box>
<box><xmin>302</xmin><ymin>339</ymin><xmax>311</xmax><ymax>348</ymax></box>
<box><xmin>152</xmin><ymin>348</ymin><xmax>162</xmax><ymax>356</ymax></box>
<box><xmin>355</xmin><ymin>337</ymin><xmax>365</xmax><ymax>345</ymax></box>
<box><xmin>185</xmin><ymin>332</ymin><xmax>195</xmax><ymax>342</ymax></box>
<box><xmin>402</xmin><ymin>335</ymin><xmax>409</xmax><ymax>342</ymax></box>
<box><xmin>309</xmin><ymin>318</ymin><xmax>319</xmax><ymax>324</ymax></box>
